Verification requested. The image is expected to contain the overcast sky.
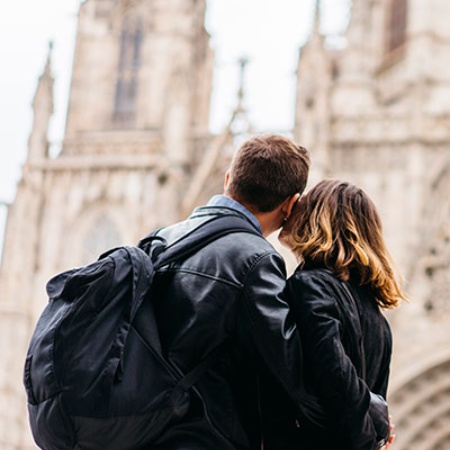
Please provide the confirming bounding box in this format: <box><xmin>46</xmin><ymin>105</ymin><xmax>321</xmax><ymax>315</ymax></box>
<box><xmin>0</xmin><ymin>0</ymin><xmax>349</xmax><ymax>247</ymax></box>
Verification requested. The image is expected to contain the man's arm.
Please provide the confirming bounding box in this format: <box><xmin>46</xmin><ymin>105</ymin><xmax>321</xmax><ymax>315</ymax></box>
<box><xmin>235</xmin><ymin>251</ymin><xmax>304</xmax><ymax>405</ymax></box>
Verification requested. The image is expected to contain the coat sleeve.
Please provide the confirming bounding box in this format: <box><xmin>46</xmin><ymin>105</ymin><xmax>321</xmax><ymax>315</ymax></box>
<box><xmin>235</xmin><ymin>251</ymin><xmax>304</xmax><ymax>408</ymax></box>
<box><xmin>287</xmin><ymin>271</ymin><xmax>379</xmax><ymax>450</ymax></box>
<box><xmin>371</xmin><ymin>316</ymin><xmax>392</xmax><ymax>398</ymax></box>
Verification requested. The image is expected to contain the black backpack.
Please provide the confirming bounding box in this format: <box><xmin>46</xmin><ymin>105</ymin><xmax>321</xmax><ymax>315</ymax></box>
<box><xmin>23</xmin><ymin>216</ymin><xmax>259</xmax><ymax>450</ymax></box>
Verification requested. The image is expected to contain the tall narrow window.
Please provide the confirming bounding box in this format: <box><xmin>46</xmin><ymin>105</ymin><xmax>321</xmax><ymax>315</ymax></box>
<box><xmin>386</xmin><ymin>0</ymin><xmax>408</xmax><ymax>53</ymax></box>
<box><xmin>113</xmin><ymin>16</ymin><xmax>143</xmax><ymax>125</ymax></box>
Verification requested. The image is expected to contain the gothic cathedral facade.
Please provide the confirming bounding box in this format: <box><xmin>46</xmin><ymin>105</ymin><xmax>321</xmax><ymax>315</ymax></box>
<box><xmin>0</xmin><ymin>0</ymin><xmax>449</xmax><ymax>449</ymax></box>
<box><xmin>295</xmin><ymin>0</ymin><xmax>450</xmax><ymax>448</ymax></box>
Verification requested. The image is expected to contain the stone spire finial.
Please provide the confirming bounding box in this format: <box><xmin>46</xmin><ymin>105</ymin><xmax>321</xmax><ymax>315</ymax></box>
<box><xmin>43</xmin><ymin>41</ymin><xmax>53</xmax><ymax>77</ymax></box>
<box><xmin>313</xmin><ymin>0</ymin><xmax>322</xmax><ymax>35</ymax></box>
<box><xmin>236</xmin><ymin>57</ymin><xmax>248</xmax><ymax>113</ymax></box>
<box><xmin>38</xmin><ymin>40</ymin><xmax>54</xmax><ymax>82</ymax></box>
<box><xmin>35</xmin><ymin>40</ymin><xmax>54</xmax><ymax>101</ymax></box>
<box><xmin>27</xmin><ymin>40</ymin><xmax>55</xmax><ymax>162</ymax></box>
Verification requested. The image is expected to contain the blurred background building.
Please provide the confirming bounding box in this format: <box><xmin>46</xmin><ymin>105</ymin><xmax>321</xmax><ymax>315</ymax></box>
<box><xmin>0</xmin><ymin>0</ymin><xmax>449</xmax><ymax>449</ymax></box>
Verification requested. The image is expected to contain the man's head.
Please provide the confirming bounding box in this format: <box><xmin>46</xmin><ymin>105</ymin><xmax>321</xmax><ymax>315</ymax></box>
<box><xmin>225</xmin><ymin>134</ymin><xmax>310</xmax><ymax>213</ymax></box>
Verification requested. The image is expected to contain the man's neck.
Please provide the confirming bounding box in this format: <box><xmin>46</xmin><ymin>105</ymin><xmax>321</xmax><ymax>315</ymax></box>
<box><xmin>254</xmin><ymin>210</ymin><xmax>284</xmax><ymax>237</ymax></box>
<box><xmin>224</xmin><ymin>194</ymin><xmax>282</xmax><ymax>238</ymax></box>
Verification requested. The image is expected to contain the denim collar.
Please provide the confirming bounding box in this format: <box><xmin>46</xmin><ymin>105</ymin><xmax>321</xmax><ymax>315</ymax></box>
<box><xmin>199</xmin><ymin>195</ymin><xmax>262</xmax><ymax>233</ymax></box>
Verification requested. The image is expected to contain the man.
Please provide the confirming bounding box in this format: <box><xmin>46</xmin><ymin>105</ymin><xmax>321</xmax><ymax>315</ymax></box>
<box><xmin>149</xmin><ymin>134</ymin><xmax>309</xmax><ymax>449</ymax></box>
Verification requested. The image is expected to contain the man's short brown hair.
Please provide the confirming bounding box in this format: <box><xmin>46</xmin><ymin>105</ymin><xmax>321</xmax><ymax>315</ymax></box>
<box><xmin>225</xmin><ymin>134</ymin><xmax>310</xmax><ymax>212</ymax></box>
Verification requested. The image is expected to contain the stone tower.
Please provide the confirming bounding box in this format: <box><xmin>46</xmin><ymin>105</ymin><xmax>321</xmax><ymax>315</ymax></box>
<box><xmin>0</xmin><ymin>0</ymin><xmax>217</xmax><ymax>448</ymax></box>
<box><xmin>295</xmin><ymin>0</ymin><xmax>450</xmax><ymax>448</ymax></box>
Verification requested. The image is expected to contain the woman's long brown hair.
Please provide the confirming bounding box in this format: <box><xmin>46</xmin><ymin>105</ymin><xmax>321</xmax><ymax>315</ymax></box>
<box><xmin>283</xmin><ymin>179</ymin><xmax>407</xmax><ymax>309</ymax></box>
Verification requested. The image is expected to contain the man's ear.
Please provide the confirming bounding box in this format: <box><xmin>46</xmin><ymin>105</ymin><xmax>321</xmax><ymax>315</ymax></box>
<box><xmin>224</xmin><ymin>170</ymin><xmax>231</xmax><ymax>191</ymax></box>
<box><xmin>283</xmin><ymin>193</ymin><xmax>300</xmax><ymax>219</ymax></box>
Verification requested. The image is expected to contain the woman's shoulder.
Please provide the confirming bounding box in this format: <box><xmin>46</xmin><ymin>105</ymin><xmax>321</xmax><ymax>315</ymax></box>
<box><xmin>288</xmin><ymin>268</ymin><xmax>359</xmax><ymax>314</ymax></box>
<box><xmin>289</xmin><ymin>267</ymin><xmax>340</xmax><ymax>287</ymax></box>
<box><xmin>287</xmin><ymin>268</ymin><xmax>345</xmax><ymax>307</ymax></box>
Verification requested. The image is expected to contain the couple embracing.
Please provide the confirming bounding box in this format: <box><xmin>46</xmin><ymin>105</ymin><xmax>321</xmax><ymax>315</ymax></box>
<box><xmin>146</xmin><ymin>134</ymin><xmax>406</xmax><ymax>450</ymax></box>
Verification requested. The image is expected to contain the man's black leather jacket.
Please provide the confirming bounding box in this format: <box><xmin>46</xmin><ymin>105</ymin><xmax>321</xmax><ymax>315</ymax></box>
<box><xmin>147</xmin><ymin>206</ymin><xmax>304</xmax><ymax>450</ymax></box>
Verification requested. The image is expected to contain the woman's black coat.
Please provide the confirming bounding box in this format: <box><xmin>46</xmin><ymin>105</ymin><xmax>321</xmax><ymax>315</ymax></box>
<box><xmin>261</xmin><ymin>268</ymin><xmax>392</xmax><ymax>450</ymax></box>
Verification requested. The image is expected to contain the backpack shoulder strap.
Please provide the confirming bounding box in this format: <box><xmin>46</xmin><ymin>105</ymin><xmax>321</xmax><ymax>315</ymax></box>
<box><xmin>175</xmin><ymin>342</ymin><xmax>227</xmax><ymax>392</ymax></box>
<box><xmin>151</xmin><ymin>215</ymin><xmax>260</xmax><ymax>269</ymax></box>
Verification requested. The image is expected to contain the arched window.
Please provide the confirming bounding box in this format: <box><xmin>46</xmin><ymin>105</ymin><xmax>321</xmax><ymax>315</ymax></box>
<box><xmin>386</xmin><ymin>0</ymin><xmax>408</xmax><ymax>53</ymax></box>
<box><xmin>82</xmin><ymin>214</ymin><xmax>122</xmax><ymax>264</ymax></box>
<box><xmin>113</xmin><ymin>16</ymin><xmax>143</xmax><ymax>125</ymax></box>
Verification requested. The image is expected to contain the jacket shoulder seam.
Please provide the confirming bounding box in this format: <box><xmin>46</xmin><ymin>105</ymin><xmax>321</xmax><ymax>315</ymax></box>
<box><xmin>157</xmin><ymin>267</ymin><xmax>242</xmax><ymax>288</ymax></box>
<box><xmin>241</xmin><ymin>250</ymin><xmax>280</xmax><ymax>286</ymax></box>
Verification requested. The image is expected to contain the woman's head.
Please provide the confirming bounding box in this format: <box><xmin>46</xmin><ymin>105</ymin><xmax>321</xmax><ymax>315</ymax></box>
<box><xmin>280</xmin><ymin>179</ymin><xmax>407</xmax><ymax>309</ymax></box>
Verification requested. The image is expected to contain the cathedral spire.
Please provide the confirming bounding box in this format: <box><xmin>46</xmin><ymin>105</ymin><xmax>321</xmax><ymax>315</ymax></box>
<box><xmin>229</xmin><ymin>57</ymin><xmax>252</xmax><ymax>135</ymax></box>
<box><xmin>27</xmin><ymin>41</ymin><xmax>54</xmax><ymax>162</ymax></box>
<box><xmin>43</xmin><ymin>41</ymin><xmax>53</xmax><ymax>79</ymax></box>
<box><xmin>312</xmin><ymin>0</ymin><xmax>322</xmax><ymax>35</ymax></box>
<box><xmin>36</xmin><ymin>41</ymin><xmax>54</xmax><ymax>100</ymax></box>
<box><xmin>235</xmin><ymin>57</ymin><xmax>248</xmax><ymax>114</ymax></box>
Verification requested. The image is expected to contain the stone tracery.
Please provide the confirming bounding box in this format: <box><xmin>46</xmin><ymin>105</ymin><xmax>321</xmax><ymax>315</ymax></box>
<box><xmin>419</xmin><ymin>163</ymin><xmax>450</xmax><ymax>316</ymax></box>
<box><xmin>390</xmin><ymin>360</ymin><xmax>450</xmax><ymax>450</ymax></box>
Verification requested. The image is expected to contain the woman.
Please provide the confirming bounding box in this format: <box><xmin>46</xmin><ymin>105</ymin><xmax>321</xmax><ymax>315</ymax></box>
<box><xmin>268</xmin><ymin>180</ymin><xmax>406</xmax><ymax>450</ymax></box>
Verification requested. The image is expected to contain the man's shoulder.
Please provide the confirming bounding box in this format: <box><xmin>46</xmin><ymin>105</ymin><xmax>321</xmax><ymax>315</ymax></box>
<box><xmin>158</xmin><ymin>211</ymin><xmax>272</xmax><ymax>255</ymax></box>
<box><xmin>211</xmin><ymin>229</ymin><xmax>277</xmax><ymax>259</ymax></box>
<box><xmin>156</xmin><ymin>214</ymin><xmax>282</xmax><ymax>277</ymax></box>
